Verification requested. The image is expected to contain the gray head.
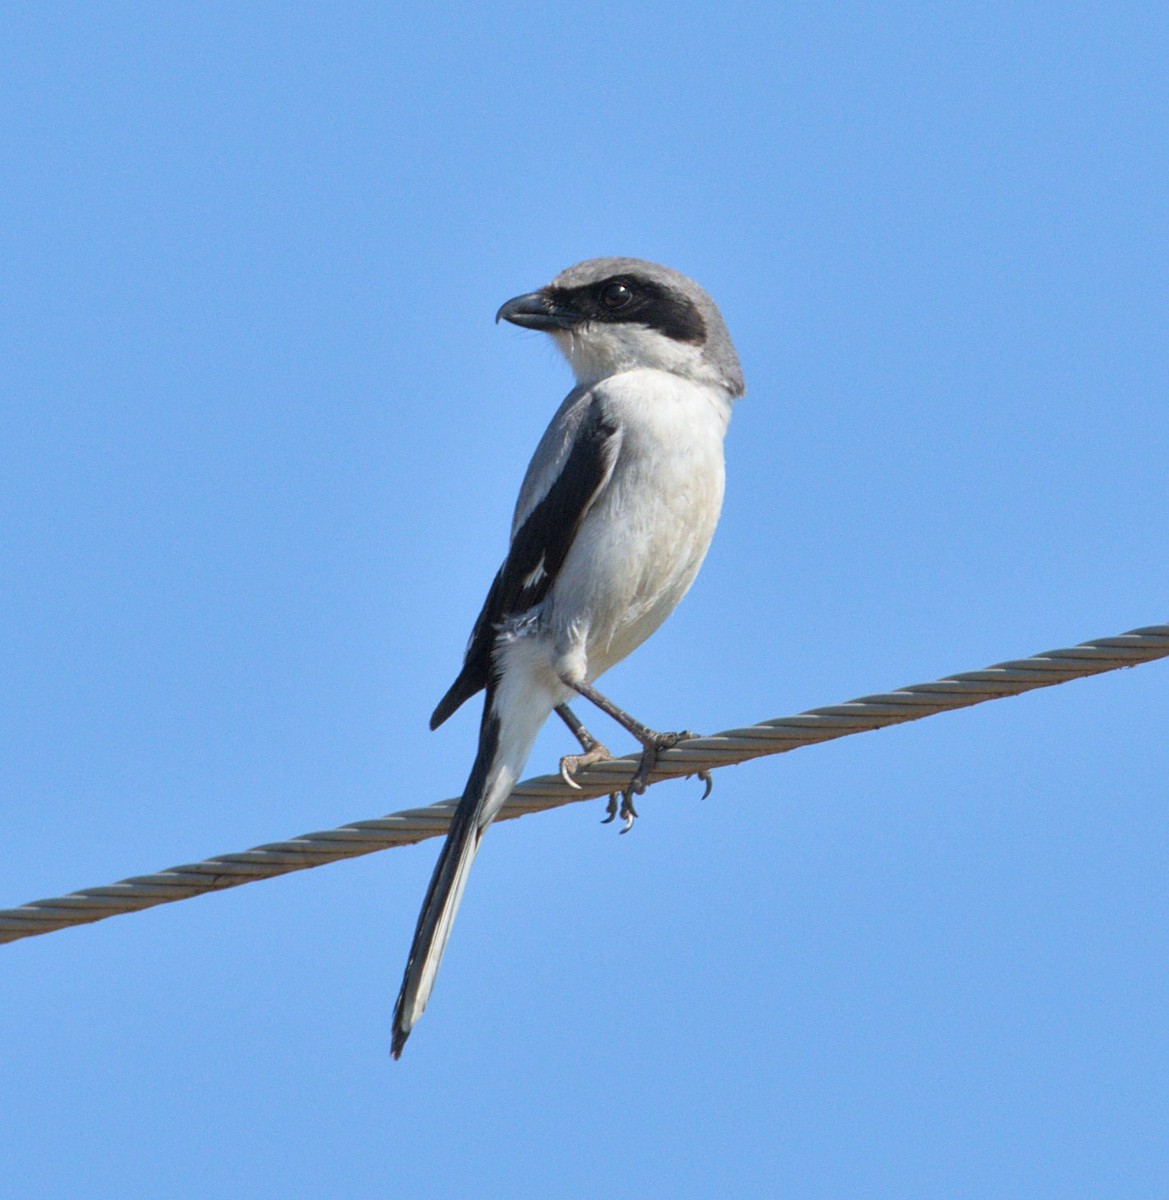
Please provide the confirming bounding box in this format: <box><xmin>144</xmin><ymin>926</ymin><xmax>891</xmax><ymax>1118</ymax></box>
<box><xmin>496</xmin><ymin>257</ymin><xmax>745</xmax><ymax>398</ymax></box>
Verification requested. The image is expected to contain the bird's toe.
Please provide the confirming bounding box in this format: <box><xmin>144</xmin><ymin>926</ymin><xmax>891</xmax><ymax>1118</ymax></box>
<box><xmin>559</xmin><ymin>743</ymin><xmax>614</xmax><ymax>790</ymax></box>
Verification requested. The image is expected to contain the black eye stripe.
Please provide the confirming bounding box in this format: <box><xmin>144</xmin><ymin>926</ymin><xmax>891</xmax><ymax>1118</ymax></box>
<box><xmin>546</xmin><ymin>276</ymin><xmax>706</xmax><ymax>345</ymax></box>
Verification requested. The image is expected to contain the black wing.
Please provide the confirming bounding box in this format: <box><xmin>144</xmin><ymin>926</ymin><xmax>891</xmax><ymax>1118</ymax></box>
<box><xmin>430</xmin><ymin>406</ymin><xmax>620</xmax><ymax>729</ymax></box>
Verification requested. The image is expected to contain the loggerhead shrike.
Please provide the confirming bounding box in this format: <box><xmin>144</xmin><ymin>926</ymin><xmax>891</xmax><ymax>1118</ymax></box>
<box><xmin>391</xmin><ymin>257</ymin><xmax>745</xmax><ymax>1057</ymax></box>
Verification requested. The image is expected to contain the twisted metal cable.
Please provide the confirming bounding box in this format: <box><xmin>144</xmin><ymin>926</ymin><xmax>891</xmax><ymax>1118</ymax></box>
<box><xmin>2</xmin><ymin>623</ymin><xmax>1166</xmax><ymax>945</ymax></box>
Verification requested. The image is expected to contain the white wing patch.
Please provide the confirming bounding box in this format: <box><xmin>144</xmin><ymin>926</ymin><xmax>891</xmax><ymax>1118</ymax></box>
<box><xmin>521</xmin><ymin>556</ymin><xmax>547</xmax><ymax>590</ymax></box>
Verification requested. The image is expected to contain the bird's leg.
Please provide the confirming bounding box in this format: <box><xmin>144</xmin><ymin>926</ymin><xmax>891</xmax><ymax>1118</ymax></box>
<box><xmin>564</xmin><ymin>679</ymin><xmax>694</xmax><ymax>788</ymax></box>
<box><xmin>556</xmin><ymin>703</ymin><xmax>609</xmax><ymax>755</ymax></box>
<box><xmin>555</xmin><ymin>704</ymin><xmax>616</xmax><ymax>791</ymax></box>
<box><xmin>560</xmin><ymin>677</ymin><xmax>709</xmax><ymax>830</ymax></box>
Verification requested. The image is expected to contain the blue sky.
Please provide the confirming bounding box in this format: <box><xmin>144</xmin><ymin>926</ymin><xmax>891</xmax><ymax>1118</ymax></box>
<box><xmin>3</xmin><ymin>4</ymin><xmax>1167</xmax><ymax>1196</ymax></box>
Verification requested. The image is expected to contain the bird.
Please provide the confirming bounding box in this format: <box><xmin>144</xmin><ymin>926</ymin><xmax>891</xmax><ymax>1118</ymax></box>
<box><xmin>391</xmin><ymin>257</ymin><xmax>745</xmax><ymax>1058</ymax></box>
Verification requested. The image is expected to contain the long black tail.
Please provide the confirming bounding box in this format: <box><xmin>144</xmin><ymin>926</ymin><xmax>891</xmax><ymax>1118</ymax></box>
<box><xmin>391</xmin><ymin>701</ymin><xmax>502</xmax><ymax>1059</ymax></box>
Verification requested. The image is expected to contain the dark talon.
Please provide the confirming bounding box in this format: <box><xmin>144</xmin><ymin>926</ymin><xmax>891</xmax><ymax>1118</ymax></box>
<box><xmin>584</xmin><ymin>720</ymin><xmax>702</xmax><ymax>831</ymax></box>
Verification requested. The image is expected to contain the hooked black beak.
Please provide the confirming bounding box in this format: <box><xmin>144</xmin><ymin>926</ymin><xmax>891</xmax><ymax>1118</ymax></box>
<box><xmin>495</xmin><ymin>290</ymin><xmax>578</xmax><ymax>331</ymax></box>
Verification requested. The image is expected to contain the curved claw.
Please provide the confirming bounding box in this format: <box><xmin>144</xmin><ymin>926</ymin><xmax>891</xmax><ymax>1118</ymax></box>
<box><xmin>560</xmin><ymin>743</ymin><xmax>614</xmax><ymax>792</ymax></box>
<box><xmin>592</xmin><ymin>727</ymin><xmax>703</xmax><ymax>832</ymax></box>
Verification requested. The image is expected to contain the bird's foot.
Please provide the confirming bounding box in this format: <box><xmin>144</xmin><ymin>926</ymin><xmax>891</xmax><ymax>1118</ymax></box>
<box><xmin>603</xmin><ymin>789</ymin><xmax>639</xmax><ymax>834</ymax></box>
<box><xmin>628</xmin><ymin>729</ymin><xmax>697</xmax><ymax>796</ymax></box>
<box><xmin>601</xmin><ymin>729</ymin><xmax>700</xmax><ymax>834</ymax></box>
<box><xmin>691</xmin><ymin>769</ymin><xmax>714</xmax><ymax>800</ymax></box>
<box><xmin>559</xmin><ymin>742</ymin><xmax>614</xmax><ymax>790</ymax></box>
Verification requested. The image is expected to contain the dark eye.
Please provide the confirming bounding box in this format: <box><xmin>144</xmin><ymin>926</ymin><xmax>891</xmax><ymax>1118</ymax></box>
<box><xmin>600</xmin><ymin>280</ymin><xmax>634</xmax><ymax>310</ymax></box>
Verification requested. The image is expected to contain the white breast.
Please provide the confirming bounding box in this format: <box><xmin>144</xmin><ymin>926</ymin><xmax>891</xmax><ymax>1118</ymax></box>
<box><xmin>545</xmin><ymin>368</ymin><xmax>731</xmax><ymax>681</ymax></box>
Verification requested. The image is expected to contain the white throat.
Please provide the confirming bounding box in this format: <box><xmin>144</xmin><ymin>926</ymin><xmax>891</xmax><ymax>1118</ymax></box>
<box><xmin>551</xmin><ymin>323</ymin><xmax>727</xmax><ymax>393</ymax></box>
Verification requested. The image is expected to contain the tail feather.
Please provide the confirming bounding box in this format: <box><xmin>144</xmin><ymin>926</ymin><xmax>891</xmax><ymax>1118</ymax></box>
<box><xmin>393</xmin><ymin>658</ymin><xmax>558</xmax><ymax>1058</ymax></box>
<box><xmin>391</xmin><ymin>784</ymin><xmax>486</xmax><ymax>1058</ymax></box>
<box><xmin>392</xmin><ymin>705</ymin><xmax>500</xmax><ymax>1059</ymax></box>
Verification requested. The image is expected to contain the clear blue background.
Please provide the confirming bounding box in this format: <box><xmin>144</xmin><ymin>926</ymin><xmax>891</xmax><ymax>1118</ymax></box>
<box><xmin>3</xmin><ymin>5</ymin><xmax>1167</xmax><ymax>1196</ymax></box>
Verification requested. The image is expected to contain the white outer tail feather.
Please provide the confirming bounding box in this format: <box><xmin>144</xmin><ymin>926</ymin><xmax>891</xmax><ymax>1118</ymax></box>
<box><xmin>391</xmin><ymin>674</ymin><xmax>558</xmax><ymax>1057</ymax></box>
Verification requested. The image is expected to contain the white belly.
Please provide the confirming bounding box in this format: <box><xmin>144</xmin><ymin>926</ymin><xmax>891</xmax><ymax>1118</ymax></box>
<box><xmin>544</xmin><ymin>369</ymin><xmax>730</xmax><ymax>682</ymax></box>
